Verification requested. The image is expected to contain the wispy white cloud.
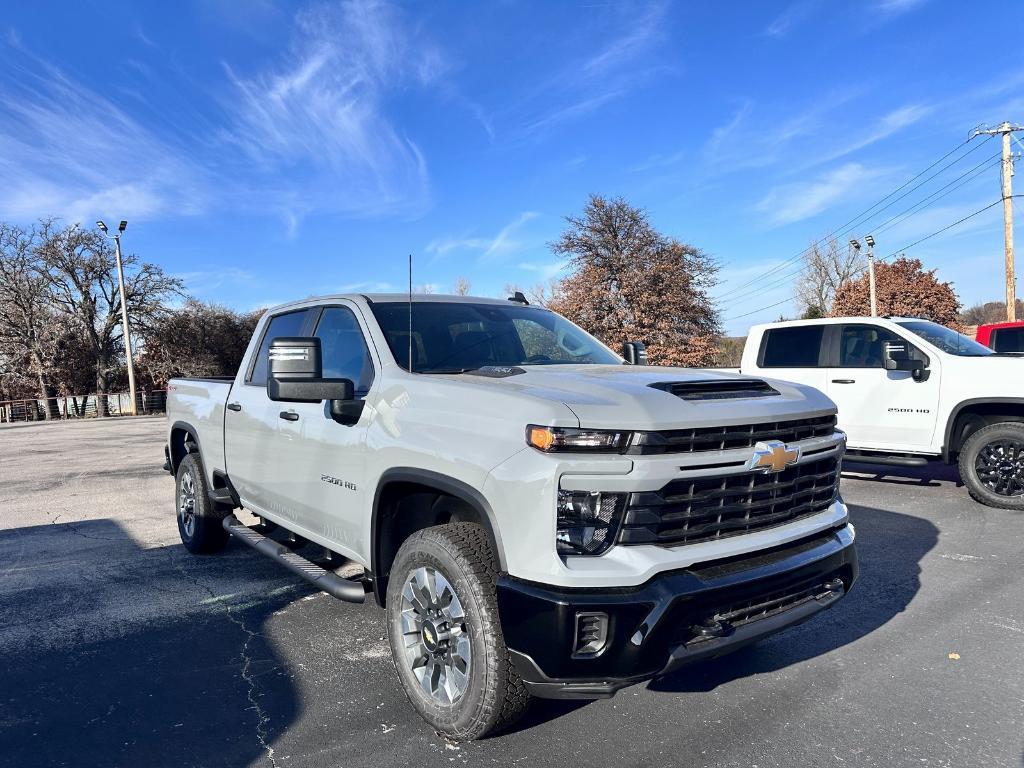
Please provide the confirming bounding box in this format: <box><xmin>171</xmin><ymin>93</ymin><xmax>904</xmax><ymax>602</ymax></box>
<box><xmin>811</xmin><ymin>104</ymin><xmax>931</xmax><ymax>165</ymax></box>
<box><xmin>425</xmin><ymin>212</ymin><xmax>540</xmax><ymax>261</ymax></box>
<box><xmin>874</xmin><ymin>0</ymin><xmax>929</xmax><ymax>15</ymax></box>
<box><xmin>756</xmin><ymin>162</ymin><xmax>886</xmax><ymax>226</ymax></box>
<box><xmin>517</xmin><ymin>260</ymin><xmax>566</xmax><ymax>280</ymax></box>
<box><xmin>0</xmin><ymin>46</ymin><xmax>208</xmax><ymax>223</ymax></box>
<box><xmin>222</xmin><ymin>1</ymin><xmax>442</xmax><ymax>225</ymax></box>
<box><xmin>764</xmin><ymin>0</ymin><xmax>819</xmax><ymax>37</ymax></box>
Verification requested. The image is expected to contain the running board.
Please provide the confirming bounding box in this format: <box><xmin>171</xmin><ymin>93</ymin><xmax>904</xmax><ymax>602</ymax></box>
<box><xmin>844</xmin><ymin>452</ymin><xmax>929</xmax><ymax>467</ymax></box>
<box><xmin>222</xmin><ymin>515</ymin><xmax>366</xmax><ymax>603</ymax></box>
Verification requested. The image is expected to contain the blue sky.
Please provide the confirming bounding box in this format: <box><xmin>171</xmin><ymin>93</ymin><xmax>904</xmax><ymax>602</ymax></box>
<box><xmin>1</xmin><ymin>0</ymin><xmax>1021</xmax><ymax>334</ymax></box>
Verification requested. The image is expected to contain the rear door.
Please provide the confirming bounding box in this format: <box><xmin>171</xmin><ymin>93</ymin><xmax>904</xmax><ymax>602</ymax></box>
<box><xmin>825</xmin><ymin>323</ymin><xmax>941</xmax><ymax>450</ymax></box>
<box><xmin>753</xmin><ymin>324</ymin><xmax>830</xmax><ymax>393</ymax></box>
<box><xmin>224</xmin><ymin>307</ymin><xmax>313</xmax><ymax>520</ymax></box>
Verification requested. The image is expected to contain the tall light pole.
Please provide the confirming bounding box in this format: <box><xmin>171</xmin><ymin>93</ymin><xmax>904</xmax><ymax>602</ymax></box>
<box><xmin>97</xmin><ymin>219</ymin><xmax>138</xmax><ymax>416</ymax></box>
<box><xmin>865</xmin><ymin>234</ymin><xmax>878</xmax><ymax>317</ymax></box>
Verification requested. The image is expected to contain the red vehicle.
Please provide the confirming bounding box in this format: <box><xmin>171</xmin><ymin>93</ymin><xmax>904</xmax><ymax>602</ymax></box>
<box><xmin>976</xmin><ymin>321</ymin><xmax>1024</xmax><ymax>354</ymax></box>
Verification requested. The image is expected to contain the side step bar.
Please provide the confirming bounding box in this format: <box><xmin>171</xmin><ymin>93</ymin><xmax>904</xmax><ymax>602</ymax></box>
<box><xmin>844</xmin><ymin>451</ymin><xmax>930</xmax><ymax>467</ymax></box>
<box><xmin>222</xmin><ymin>515</ymin><xmax>366</xmax><ymax>603</ymax></box>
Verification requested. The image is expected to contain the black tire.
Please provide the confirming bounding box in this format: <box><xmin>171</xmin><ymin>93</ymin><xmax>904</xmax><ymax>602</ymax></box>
<box><xmin>385</xmin><ymin>523</ymin><xmax>531</xmax><ymax>740</ymax></box>
<box><xmin>958</xmin><ymin>421</ymin><xmax>1024</xmax><ymax>510</ymax></box>
<box><xmin>175</xmin><ymin>453</ymin><xmax>230</xmax><ymax>554</ymax></box>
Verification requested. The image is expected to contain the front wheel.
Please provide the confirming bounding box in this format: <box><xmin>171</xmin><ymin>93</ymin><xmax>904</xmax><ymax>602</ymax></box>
<box><xmin>959</xmin><ymin>422</ymin><xmax>1024</xmax><ymax>509</ymax></box>
<box><xmin>385</xmin><ymin>523</ymin><xmax>531</xmax><ymax>740</ymax></box>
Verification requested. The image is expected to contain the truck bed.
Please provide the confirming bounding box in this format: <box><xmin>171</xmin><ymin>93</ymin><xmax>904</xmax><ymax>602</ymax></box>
<box><xmin>167</xmin><ymin>376</ymin><xmax>234</xmax><ymax>482</ymax></box>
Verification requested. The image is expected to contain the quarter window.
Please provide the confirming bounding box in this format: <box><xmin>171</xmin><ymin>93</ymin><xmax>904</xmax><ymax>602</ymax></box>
<box><xmin>248</xmin><ymin>309</ymin><xmax>310</xmax><ymax>385</ymax></box>
<box><xmin>760</xmin><ymin>326</ymin><xmax>824</xmax><ymax>367</ymax></box>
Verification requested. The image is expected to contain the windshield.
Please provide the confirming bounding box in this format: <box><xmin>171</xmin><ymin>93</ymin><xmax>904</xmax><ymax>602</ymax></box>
<box><xmin>368</xmin><ymin>301</ymin><xmax>621</xmax><ymax>372</ymax></box>
<box><xmin>896</xmin><ymin>320</ymin><xmax>994</xmax><ymax>357</ymax></box>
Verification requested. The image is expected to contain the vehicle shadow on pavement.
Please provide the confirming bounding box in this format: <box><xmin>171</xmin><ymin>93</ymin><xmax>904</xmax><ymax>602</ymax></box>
<box><xmin>841</xmin><ymin>460</ymin><xmax>961</xmax><ymax>488</ymax></box>
<box><xmin>648</xmin><ymin>503</ymin><xmax>938</xmax><ymax>694</ymax></box>
<box><xmin>0</xmin><ymin>520</ymin><xmax>308</xmax><ymax>768</ymax></box>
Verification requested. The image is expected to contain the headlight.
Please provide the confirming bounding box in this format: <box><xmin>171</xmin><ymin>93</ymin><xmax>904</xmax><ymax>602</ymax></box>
<box><xmin>556</xmin><ymin>490</ymin><xmax>626</xmax><ymax>556</ymax></box>
<box><xmin>527</xmin><ymin>425</ymin><xmax>631</xmax><ymax>453</ymax></box>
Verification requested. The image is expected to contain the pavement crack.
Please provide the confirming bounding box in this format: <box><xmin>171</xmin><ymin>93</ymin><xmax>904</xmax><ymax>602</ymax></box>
<box><xmin>165</xmin><ymin>546</ymin><xmax>280</xmax><ymax>768</ymax></box>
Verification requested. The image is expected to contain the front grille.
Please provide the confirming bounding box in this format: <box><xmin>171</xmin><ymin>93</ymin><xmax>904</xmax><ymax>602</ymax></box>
<box><xmin>629</xmin><ymin>414</ymin><xmax>837</xmax><ymax>455</ymax></box>
<box><xmin>618</xmin><ymin>455</ymin><xmax>840</xmax><ymax>547</ymax></box>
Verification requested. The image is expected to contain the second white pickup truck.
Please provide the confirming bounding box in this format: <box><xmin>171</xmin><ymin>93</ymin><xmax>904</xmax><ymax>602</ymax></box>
<box><xmin>165</xmin><ymin>293</ymin><xmax>857</xmax><ymax>739</ymax></box>
<box><xmin>739</xmin><ymin>316</ymin><xmax>1024</xmax><ymax>509</ymax></box>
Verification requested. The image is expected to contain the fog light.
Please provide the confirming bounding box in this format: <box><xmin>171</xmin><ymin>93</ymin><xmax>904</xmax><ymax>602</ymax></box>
<box><xmin>573</xmin><ymin>611</ymin><xmax>609</xmax><ymax>657</ymax></box>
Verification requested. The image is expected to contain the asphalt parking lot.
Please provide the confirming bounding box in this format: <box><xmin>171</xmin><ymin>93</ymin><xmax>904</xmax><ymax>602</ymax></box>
<box><xmin>1</xmin><ymin>417</ymin><xmax>1022</xmax><ymax>768</ymax></box>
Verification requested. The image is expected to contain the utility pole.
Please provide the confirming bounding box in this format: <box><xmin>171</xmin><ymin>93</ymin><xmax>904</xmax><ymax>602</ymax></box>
<box><xmin>973</xmin><ymin>122</ymin><xmax>1023</xmax><ymax>321</ymax></box>
<box><xmin>865</xmin><ymin>234</ymin><xmax>878</xmax><ymax>317</ymax></box>
<box><xmin>97</xmin><ymin>220</ymin><xmax>138</xmax><ymax>416</ymax></box>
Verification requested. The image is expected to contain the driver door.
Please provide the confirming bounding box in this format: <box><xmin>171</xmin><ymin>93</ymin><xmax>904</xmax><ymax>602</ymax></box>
<box><xmin>825</xmin><ymin>323</ymin><xmax>941</xmax><ymax>451</ymax></box>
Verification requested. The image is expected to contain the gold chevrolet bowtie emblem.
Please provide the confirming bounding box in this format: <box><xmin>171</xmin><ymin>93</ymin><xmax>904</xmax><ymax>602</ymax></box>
<box><xmin>748</xmin><ymin>440</ymin><xmax>801</xmax><ymax>473</ymax></box>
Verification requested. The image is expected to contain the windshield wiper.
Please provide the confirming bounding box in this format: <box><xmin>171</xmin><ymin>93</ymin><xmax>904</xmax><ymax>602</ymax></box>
<box><xmin>416</xmin><ymin>367</ymin><xmax>480</xmax><ymax>374</ymax></box>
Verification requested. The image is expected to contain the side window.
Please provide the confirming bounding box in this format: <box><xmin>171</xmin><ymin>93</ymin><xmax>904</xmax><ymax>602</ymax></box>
<box><xmin>315</xmin><ymin>307</ymin><xmax>375</xmax><ymax>395</ymax></box>
<box><xmin>247</xmin><ymin>309</ymin><xmax>310</xmax><ymax>385</ymax></box>
<box><xmin>991</xmin><ymin>327</ymin><xmax>1024</xmax><ymax>353</ymax></box>
<box><xmin>760</xmin><ymin>326</ymin><xmax>825</xmax><ymax>367</ymax></box>
<box><xmin>837</xmin><ymin>325</ymin><xmax>901</xmax><ymax>368</ymax></box>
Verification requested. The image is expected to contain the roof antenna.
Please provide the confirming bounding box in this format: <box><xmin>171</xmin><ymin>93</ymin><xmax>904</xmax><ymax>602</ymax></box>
<box><xmin>408</xmin><ymin>253</ymin><xmax>414</xmax><ymax>373</ymax></box>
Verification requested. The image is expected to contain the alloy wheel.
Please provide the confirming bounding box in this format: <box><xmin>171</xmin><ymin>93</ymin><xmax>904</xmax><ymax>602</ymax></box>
<box><xmin>399</xmin><ymin>566</ymin><xmax>471</xmax><ymax>705</ymax></box>
<box><xmin>178</xmin><ymin>470</ymin><xmax>197</xmax><ymax>537</ymax></box>
<box><xmin>975</xmin><ymin>438</ymin><xmax>1024</xmax><ymax>497</ymax></box>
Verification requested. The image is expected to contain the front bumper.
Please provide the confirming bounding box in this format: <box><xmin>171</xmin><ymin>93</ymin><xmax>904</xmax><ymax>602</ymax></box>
<box><xmin>496</xmin><ymin>523</ymin><xmax>858</xmax><ymax>699</ymax></box>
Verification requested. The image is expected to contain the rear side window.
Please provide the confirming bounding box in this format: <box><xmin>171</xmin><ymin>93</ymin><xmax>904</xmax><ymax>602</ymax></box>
<box><xmin>991</xmin><ymin>327</ymin><xmax>1024</xmax><ymax>353</ymax></box>
<box><xmin>760</xmin><ymin>326</ymin><xmax>824</xmax><ymax>367</ymax></box>
<box><xmin>247</xmin><ymin>309</ymin><xmax>310</xmax><ymax>385</ymax></box>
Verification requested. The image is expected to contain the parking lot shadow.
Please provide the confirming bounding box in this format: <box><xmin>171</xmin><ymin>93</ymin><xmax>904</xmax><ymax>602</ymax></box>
<box><xmin>0</xmin><ymin>520</ymin><xmax>306</xmax><ymax>768</ymax></box>
<box><xmin>842</xmin><ymin>459</ymin><xmax>961</xmax><ymax>488</ymax></box>
<box><xmin>648</xmin><ymin>504</ymin><xmax>938</xmax><ymax>694</ymax></box>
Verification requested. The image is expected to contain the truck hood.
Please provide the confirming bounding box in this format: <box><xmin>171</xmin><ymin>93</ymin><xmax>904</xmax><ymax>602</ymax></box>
<box><xmin>438</xmin><ymin>365</ymin><xmax>836</xmax><ymax>431</ymax></box>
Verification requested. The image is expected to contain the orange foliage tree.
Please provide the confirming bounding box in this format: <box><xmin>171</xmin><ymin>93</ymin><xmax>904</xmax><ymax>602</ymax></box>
<box><xmin>547</xmin><ymin>195</ymin><xmax>721</xmax><ymax>367</ymax></box>
<box><xmin>830</xmin><ymin>256</ymin><xmax>961</xmax><ymax>326</ymax></box>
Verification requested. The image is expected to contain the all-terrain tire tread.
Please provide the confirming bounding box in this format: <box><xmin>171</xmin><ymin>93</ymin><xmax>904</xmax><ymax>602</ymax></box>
<box><xmin>958</xmin><ymin>421</ymin><xmax>1024</xmax><ymax>510</ymax></box>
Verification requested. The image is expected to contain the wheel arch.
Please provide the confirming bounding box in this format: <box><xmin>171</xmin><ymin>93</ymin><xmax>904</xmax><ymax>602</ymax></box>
<box><xmin>370</xmin><ymin>468</ymin><xmax>506</xmax><ymax>607</ymax></box>
<box><xmin>943</xmin><ymin>398</ymin><xmax>1024</xmax><ymax>461</ymax></box>
<box><xmin>169</xmin><ymin>420</ymin><xmax>202</xmax><ymax>474</ymax></box>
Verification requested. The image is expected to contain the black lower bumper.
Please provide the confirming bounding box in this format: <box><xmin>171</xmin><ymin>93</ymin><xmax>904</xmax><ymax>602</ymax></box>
<box><xmin>497</xmin><ymin>524</ymin><xmax>858</xmax><ymax>700</ymax></box>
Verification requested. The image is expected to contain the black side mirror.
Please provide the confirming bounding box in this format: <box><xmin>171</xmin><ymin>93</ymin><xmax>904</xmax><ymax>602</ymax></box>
<box><xmin>882</xmin><ymin>340</ymin><xmax>927</xmax><ymax>381</ymax></box>
<box><xmin>622</xmin><ymin>341</ymin><xmax>648</xmax><ymax>365</ymax></box>
<box><xmin>267</xmin><ymin>337</ymin><xmax>357</xmax><ymax>420</ymax></box>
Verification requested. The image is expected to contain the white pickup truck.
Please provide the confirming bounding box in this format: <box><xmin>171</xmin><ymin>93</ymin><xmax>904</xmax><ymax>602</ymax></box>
<box><xmin>165</xmin><ymin>293</ymin><xmax>858</xmax><ymax>740</ymax></box>
<box><xmin>739</xmin><ymin>316</ymin><xmax>1024</xmax><ymax>509</ymax></box>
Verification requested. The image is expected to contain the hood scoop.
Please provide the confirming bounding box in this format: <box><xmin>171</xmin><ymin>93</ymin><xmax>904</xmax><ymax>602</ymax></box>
<box><xmin>649</xmin><ymin>379</ymin><xmax>780</xmax><ymax>401</ymax></box>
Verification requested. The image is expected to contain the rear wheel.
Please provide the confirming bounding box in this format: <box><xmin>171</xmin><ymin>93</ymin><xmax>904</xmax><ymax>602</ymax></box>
<box><xmin>385</xmin><ymin>523</ymin><xmax>530</xmax><ymax>740</ymax></box>
<box><xmin>176</xmin><ymin>453</ymin><xmax>230</xmax><ymax>553</ymax></box>
<box><xmin>959</xmin><ymin>422</ymin><xmax>1024</xmax><ymax>510</ymax></box>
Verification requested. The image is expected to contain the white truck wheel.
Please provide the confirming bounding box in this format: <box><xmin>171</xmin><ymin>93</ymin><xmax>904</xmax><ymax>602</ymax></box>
<box><xmin>175</xmin><ymin>453</ymin><xmax>230</xmax><ymax>554</ymax></box>
<box><xmin>958</xmin><ymin>422</ymin><xmax>1024</xmax><ymax>510</ymax></box>
<box><xmin>385</xmin><ymin>523</ymin><xmax>530</xmax><ymax>740</ymax></box>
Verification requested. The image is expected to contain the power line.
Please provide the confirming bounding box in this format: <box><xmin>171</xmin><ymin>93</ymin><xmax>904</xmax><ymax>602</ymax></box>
<box><xmin>716</xmin><ymin>134</ymin><xmax>993</xmax><ymax>300</ymax></box>
<box><xmin>722</xmin><ymin>199</ymin><xmax>1005</xmax><ymax>322</ymax></box>
<box><xmin>718</xmin><ymin>153</ymin><xmax>1000</xmax><ymax>306</ymax></box>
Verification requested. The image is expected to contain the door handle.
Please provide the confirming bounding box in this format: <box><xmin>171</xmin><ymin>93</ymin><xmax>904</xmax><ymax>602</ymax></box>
<box><xmin>831</xmin><ymin>379</ymin><xmax>856</xmax><ymax>384</ymax></box>
<box><xmin>227</xmin><ymin>402</ymin><xmax>242</xmax><ymax>411</ymax></box>
<box><xmin>279</xmin><ymin>410</ymin><xmax>299</xmax><ymax>422</ymax></box>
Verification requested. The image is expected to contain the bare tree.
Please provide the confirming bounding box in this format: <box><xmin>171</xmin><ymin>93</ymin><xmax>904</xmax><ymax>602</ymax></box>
<box><xmin>0</xmin><ymin>224</ymin><xmax>64</xmax><ymax>418</ymax></box>
<box><xmin>139</xmin><ymin>300</ymin><xmax>264</xmax><ymax>386</ymax></box>
<box><xmin>453</xmin><ymin>276</ymin><xmax>471</xmax><ymax>295</ymax></box>
<box><xmin>34</xmin><ymin>220</ymin><xmax>184</xmax><ymax>416</ymax></box>
<box><xmin>548</xmin><ymin>195</ymin><xmax>721</xmax><ymax>366</ymax></box>
<box><xmin>795</xmin><ymin>236</ymin><xmax>865</xmax><ymax>317</ymax></box>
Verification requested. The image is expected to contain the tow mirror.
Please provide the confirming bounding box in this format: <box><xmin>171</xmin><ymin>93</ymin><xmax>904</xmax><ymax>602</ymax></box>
<box><xmin>882</xmin><ymin>340</ymin><xmax>927</xmax><ymax>381</ymax></box>
<box><xmin>267</xmin><ymin>337</ymin><xmax>357</xmax><ymax>421</ymax></box>
<box><xmin>622</xmin><ymin>341</ymin><xmax>648</xmax><ymax>365</ymax></box>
